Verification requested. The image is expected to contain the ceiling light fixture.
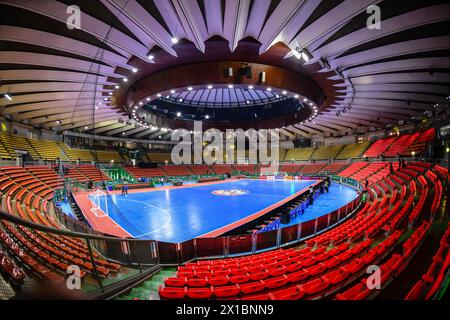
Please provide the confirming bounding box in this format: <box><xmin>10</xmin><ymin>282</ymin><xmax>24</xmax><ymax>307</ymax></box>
<box><xmin>293</xmin><ymin>47</ymin><xmax>312</xmax><ymax>63</ymax></box>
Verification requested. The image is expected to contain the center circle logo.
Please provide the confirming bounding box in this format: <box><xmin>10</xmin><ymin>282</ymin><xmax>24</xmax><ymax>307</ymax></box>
<box><xmin>211</xmin><ymin>189</ymin><xmax>249</xmax><ymax>196</ymax></box>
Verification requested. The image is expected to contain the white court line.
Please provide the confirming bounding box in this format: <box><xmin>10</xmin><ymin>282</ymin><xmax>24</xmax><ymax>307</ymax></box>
<box><xmin>98</xmin><ymin>197</ymin><xmax>172</xmax><ymax>238</ymax></box>
<box><xmin>86</xmin><ymin>193</ymin><xmax>132</xmax><ymax>237</ymax></box>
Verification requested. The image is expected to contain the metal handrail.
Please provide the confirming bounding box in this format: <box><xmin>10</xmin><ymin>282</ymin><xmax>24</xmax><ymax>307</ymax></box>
<box><xmin>0</xmin><ymin>210</ymin><xmax>147</xmax><ymax>243</ymax></box>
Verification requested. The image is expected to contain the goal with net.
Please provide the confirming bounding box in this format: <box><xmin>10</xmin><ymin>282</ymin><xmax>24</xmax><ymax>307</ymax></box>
<box><xmin>260</xmin><ymin>171</ymin><xmax>288</xmax><ymax>180</ymax></box>
<box><xmin>90</xmin><ymin>188</ymin><xmax>109</xmax><ymax>217</ymax></box>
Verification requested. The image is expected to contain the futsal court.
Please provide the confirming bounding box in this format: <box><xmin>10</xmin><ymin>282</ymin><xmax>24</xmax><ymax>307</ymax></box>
<box><xmin>86</xmin><ymin>179</ymin><xmax>357</xmax><ymax>243</ymax></box>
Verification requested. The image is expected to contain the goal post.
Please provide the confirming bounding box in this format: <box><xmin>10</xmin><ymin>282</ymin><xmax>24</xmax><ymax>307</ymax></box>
<box><xmin>260</xmin><ymin>171</ymin><xmax>288</xmax><ymax>180</ymax></box>
<box><xmin>90</xmin><ymin>188</ymin><xmax>109</xmax><ymax>217</ymax></box>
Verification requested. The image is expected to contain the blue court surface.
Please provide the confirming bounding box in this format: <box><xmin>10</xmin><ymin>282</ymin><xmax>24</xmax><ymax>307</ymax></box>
<box><xmin>91</xmin><ymin>179</ymin><xmax>357</xmax><ymax>243</ymax></box>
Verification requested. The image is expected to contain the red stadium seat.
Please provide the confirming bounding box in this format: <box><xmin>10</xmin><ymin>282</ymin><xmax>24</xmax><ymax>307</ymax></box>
<box><xmin>187</xmin><ymin>288</ymin><xmax>213</xmax><ymax>299</ymax></box>
<box><xmin>187</xmin><ymin>278</ymin><xmax>208</xmax><ymax>287</ymax></box>
<box><xmin>208</xmin><ymin>276</ymin><xmax>230</xmax><ymax>286</ymax></box>
<box><xmin>158</xmin><ymin>286</ymin><xmax>187</xmax><ymax>299</ymax></box>
<box><xmin>230</xmin><ymin>274</ymin><xmax>250</xmax><ymax>284</ymax></box>
<box><xmin>239</xmin><ymin>281</ymin><xmax>266</xmax><ymax>295</ymax></box>
<box><xmin>264</xmin><ymin>275</ymin><xmax>289</xmax><ymax>289</ymax></box>
<box><xmin>213</xmin><ymin>285</ymin><xmax>241</xmax><ymax>298</ymax></box>
<box><xmin>164</xmin><ymin>277</ymin><xmax>186</xmax><ymax>287</ymax></box>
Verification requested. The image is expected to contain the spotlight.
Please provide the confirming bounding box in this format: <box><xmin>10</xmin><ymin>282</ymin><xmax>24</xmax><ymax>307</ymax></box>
<box><xmin>4</xmin><ymin>93</ymin><xmax>12</xmax><ymax>101</ymax></box>
<box><xmin>170</xmin><ymin>90</ymin><xmax>176</xmax><ymax>94</ymax></box>
<box><xmin>146</xmin><ymin>97</ymin><xmax>150</xmax><ymax>101</ymax></box>
<box><xmin>293</xmin><ymin>47</ymin><xmax>312</xmax><ymax>63</ymax></box>
<box><xmin>139</xmin><ymin>102</ymin><xmax>143</xmax><ymax>105</ymax></box>
<box><xmin>176</xmin><ymin>112</ymin><xmax>181</xmax><ymax>117</ymax></box>
<box><xmin>282</xmin><ymin>91</ymin><xmax>287</xmax><ymax>95</ymax></box>
<box><xmin>122</xmin><ymin>77</ymin><xmax>128</xmax><ymax>82</ymax></box>
<box><xmin>205</xmin><ymin>115</ymin><xmax>210</xmax><ymax>119</ymax></box>
<box><xmin>56</xmin><ymin>120</ymin><xmax>61</xmax><ymax>125</ymax></box>
<box><xmin>248</xmin><ymin>85</ymin><xmax>254</xmax><ymax>89</ymax></box>
<box><xmin>84</xmin><ymin>126</ymin><xmax>88</xmax><ymax>129</ymax></box>
<box><xmin>294</xmin><ymin>94</ymin><xmax>299</xmax><ymax>98</ymax></box>
<box><xmin>301</xmin><ymin>51</ymin><xmax>310</xmax><ymax>62</ymax></box>
<box><xmin>108</xmin><ymin>92</ymin><xmax>113</xmax><ymax>95</ymax></box>
<box><xmin>148</xmin><ymin>54</ymin><xmax>154</xmax><ymax>60</ymax></box>
<box><xmin>292</xmin><ymin>49</ymin><xmax>301</xmax><ymax>60</ymax></box>
<box><xmin>187</xmin><ymin>87</ymin><xmax>193</xmax><ymax>91</ymax></box>
<box><xmin>266</xmin><ymin>87</ymin><xmax>272</xmax><ymax>91</ymax></box>
<box><xmin>132</xmin><ymin>68</ymin><xmax>138</xmax><ymax>73</ymax></box>
<box><xmin>179</xmin><ymin>99</ymin><xmax>183</xmax><ymax>102</ymax></box>
<box><xmin>228</xmin><ymin>84</ymin><xmax>234</xmax><ymax>89</ymax></box>
<box><xmin>115</xmin><ymin>85</ymin><xmax>119</xmax><ymax>89</ymax></box>
<box><xmin>157</xmin><ymin>93</ymin><xmax>161</xmax><ymax>97</ymax></box>
<box><xmin>171</xmin><ymin>37</ymin><xmax>178</xmax><ymax>44</ymax></box>
<box><xmin>207</xmin><ymin>85</ymin><xmax>213</xmax><ymax>89</ymax></box>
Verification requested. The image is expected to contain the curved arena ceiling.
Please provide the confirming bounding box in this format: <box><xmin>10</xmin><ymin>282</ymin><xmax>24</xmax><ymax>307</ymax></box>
<box><xmin>0</xmin><ymin>0</ymin><xmax>449</xmax><ymax>140</ymax></box>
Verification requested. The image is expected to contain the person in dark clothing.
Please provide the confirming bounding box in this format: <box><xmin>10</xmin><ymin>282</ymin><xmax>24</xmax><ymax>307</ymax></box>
<box><xmin>121</xmin><ymin>184</ymin><xmax>126</xmax><ymax>196</ymax></box>
<box><xmin>324</xmin><ymin>177</ymin><xmax>330</xmax><ymax>193</ymax></box>
<box><xmin>308</xmin><ymin>186</ymin><xmax>315</xmax><ymax>205</ymax></box>
<box><xmin>363</xmin><ymin>179</ymin><xmax>369</xmax><ymax>194</ymax></box>
<box><xmin>389</xmin><ymin>162</ymin><xmax>394</xmax><ymax>175</ymax></box>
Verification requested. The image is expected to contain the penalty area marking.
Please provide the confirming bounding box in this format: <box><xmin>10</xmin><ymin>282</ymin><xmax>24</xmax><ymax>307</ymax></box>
<box><xmin>107</xmin><ymin>198</ymin><xmax>173</xmax><ymax>238</ymax></box>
